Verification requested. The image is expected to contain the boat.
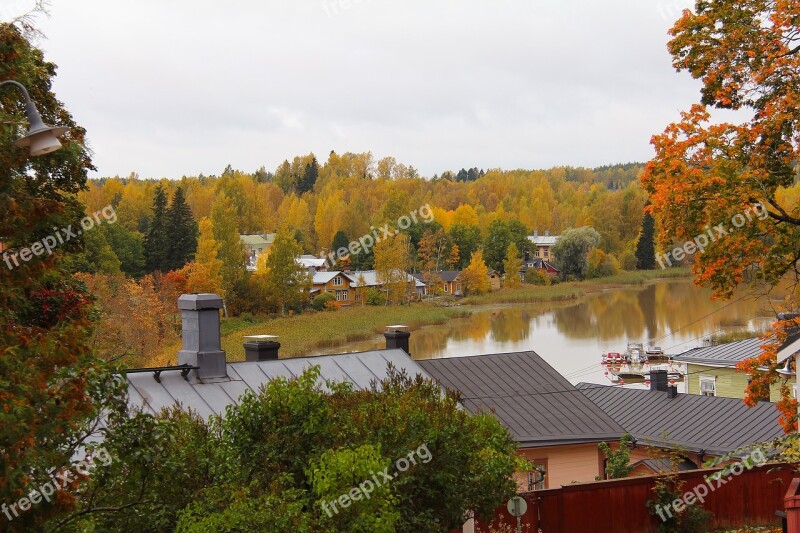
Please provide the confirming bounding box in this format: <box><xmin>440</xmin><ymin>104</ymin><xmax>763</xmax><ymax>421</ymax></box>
<box><xmin>602</xmin><ymin>343</ymin><xmax>671</xmax><ymax>365</ymax></box>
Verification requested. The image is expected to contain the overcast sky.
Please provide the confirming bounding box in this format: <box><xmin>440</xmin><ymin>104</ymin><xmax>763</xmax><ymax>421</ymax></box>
<box><xmin>14</xmin><ymin>0</ymin><xmax>704</xmax><ymax>179</ymax></box>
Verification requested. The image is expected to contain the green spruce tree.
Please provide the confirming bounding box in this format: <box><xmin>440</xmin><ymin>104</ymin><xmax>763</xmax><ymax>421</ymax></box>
<box><xmin>165</xmin><ymin>187</ymin><xmax>198</xmax><ymax>271</ymax></box>
<box><xmin>144</xmin><ymin>185</ymin><xmax>169</xmax><ymax>272</ymax></box>
<box><xmin>635</xmin><ymin>206</ymin><xmax>656</xmax><ymax>270</ymax></box>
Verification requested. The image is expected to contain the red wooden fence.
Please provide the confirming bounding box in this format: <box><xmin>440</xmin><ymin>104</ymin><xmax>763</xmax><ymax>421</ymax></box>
<box><xmin>471</xmin><ymin>463</ymin><xmax>796</xmax><ymax>533</ymax></box>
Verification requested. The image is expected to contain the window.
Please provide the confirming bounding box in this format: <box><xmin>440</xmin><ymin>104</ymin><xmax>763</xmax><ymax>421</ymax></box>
<box><xmin>456</xmin><ymin>283</ymin><xmax>462</xmax><ymax>293</ymax></box>
<box><xmin>444</xmin><ymin>283</ymin><xmax>449</xmax><ymax>293</ymax></box>
<box><xmin>336</xmin><ymin>290</ymin><xmax>349</xmax><ymax>302</ymax></box>
<box><xmin>544</xmin><ymin>249</ymin><xmax>549</xmax><ymax>258</ymax></box>
<box><xmin>700</xmin><ymin>377</ymin><xmax>716</xmax><ymax>397</ymax></box>
<box><xmin>332</xmin><ymin>276</ymin><xmax>343</xmax><ymax>286</ymax></box>
<box><xmin>527</xmin><ymin>461</ymin><xmax>547</xmax><ymax>490</ymax></box>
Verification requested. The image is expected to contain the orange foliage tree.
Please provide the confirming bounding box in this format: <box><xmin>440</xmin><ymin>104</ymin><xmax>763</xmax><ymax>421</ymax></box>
<box><xmin>642</xmin><ymin>1</ymin><xmax>800</xmax><ymax>431</ymax></box>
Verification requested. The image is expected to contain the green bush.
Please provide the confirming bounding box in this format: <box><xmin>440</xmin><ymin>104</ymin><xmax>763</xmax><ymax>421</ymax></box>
<box><xmin>366</xmin><ymin>287</ymin><xmax>387</xmax><ymax>306</ymax></box>
<box><xmin>524</xmin><ymin>269</ymin><xmax>551</xmax><ymax>286</ymax></box>
<box><xmin>312</xmin><ymin>292</ymin><xmax>336</xmax><ymax>311</ymax></box>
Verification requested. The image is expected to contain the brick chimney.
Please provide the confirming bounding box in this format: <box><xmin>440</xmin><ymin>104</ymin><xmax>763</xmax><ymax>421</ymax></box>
<box><xmin>384</xmin><ymin>325</ymin><xmax>410</xmax><ymax>355</ymax></box>
<box><xmin>177</xmin><ymin>294</ymin><xmax>226</xmax><ymax>379</ymax></box>
<box><xmin>244</xmin><ymin>335</ymin><xmax>281</xmax><ymax>361</ymax></box>
<box><xmin>650</xmin><ymin>369</ymin><xmax>668</xmax><ymax>392</ymax></box>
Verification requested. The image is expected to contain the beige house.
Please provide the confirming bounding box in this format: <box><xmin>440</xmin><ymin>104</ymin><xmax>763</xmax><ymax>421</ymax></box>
<box><xmin>528</xmin><ymin>231</ymin><xmax>559</xmax><ymax>262</ymax></box>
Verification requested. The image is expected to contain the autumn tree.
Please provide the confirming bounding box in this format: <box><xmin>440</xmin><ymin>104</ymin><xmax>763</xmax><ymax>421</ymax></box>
<box><xmin>449</xmin><ymin>223</ymin><xmax>481</xmax><ymax>269</ymax></box>
<box><xmin>374</xmin><ymin>233</ymin><xmax>412</xmax><ymax>304</ymax></box>
<box><xmin>0</xmin><ymin>22</ymin><xmax>125</xmax><ymax>529</ymax></box>
<box><xmin>210</xmin><ymin>194</ymin><xmax>247</xmax><ymax>307</ymax></box>
<box><xmin>641</xmin><ymin>0</ymin><xmax>800</xmax><ymax>429</ymax></box>
<box><xmin>503</xmin><ymin>242</ymin><xmax>522</xmax><ymax>288</ymax></box>
<box><xmin>462</xmin><ymin>249</ymin><xmax>490</xmax><ymax>295</ymax></box>
<box><xmin>552</xmin><ymin>227</ymin><xmax>601</xmax><ymax>280</ymax></box>
<box><xmin>253</xmin><ymin>227</ymin><xmax>311</xmax><ymax>316</ymax></box>
<box><xmin>184</xmin><ymin>218</ymin><xmax>224</xmax><ymax>296</ymax></box>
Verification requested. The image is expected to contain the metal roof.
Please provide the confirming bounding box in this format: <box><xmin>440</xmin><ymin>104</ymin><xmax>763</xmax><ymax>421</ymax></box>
<box><xmin>127</xmin><ymin>349</ymin><xmax>427</xmax><ymax>419</ymax></box>
<box><xmin>672</xmin><ymin>337</ymin><xmax>764</xmax><ymax>367</ymax></box>
<box><xmin>577</xmin><ymin>383</ymin><xmax>784</xmax><ymax>455</ymax></box>
<box><xmin>528</xmin><ymin>235</ymin><xmax>559</xmax><ymax>246</ymax></box>
<box><xmin>239</xmin><ymin>233</ymin><xmax>275</xmax><ymax>246</ymax></box>
<box><xmin>348</xmin><ymin>270</ymin><xmax>426</xmax><ymax>288</ymax></box>
<box><xmin>419</xmin><ymin>352</ymin><xmax>625</xmax><ymax>448</ymax></box>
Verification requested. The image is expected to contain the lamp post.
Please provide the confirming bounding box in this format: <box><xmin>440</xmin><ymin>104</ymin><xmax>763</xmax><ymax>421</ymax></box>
<box><xmin>1</xmin><ymin>79</ymin><xmax>67</xmax><ymax>156</ymax></box>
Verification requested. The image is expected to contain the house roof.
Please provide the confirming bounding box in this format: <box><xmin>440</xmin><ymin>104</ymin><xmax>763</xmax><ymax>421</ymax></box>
<box><xmin>126</xmin><ymin>349</ymin><xmax>427</xmax><ymax>419</ymax></box>
<box><xmin>632</xmin><ymin>458</ymin><xmax>697</xmax><ymax>474</ymax></box>
<box><xmin>672</xmin><ymin>337</ymin><xmax>764</xmax><ymax>367</ymax></box>
<box><xmin>312</xmin><ymin>271</ymin><xmax>346</xmax><ymax>285</ymax></box>
<box><xmin>777</xmin><ymin>330</ymin><xmax>800</xmax><ymax>364</ymax></box>
<box><xmin>528</xmin><ymin>235</ymin><xmax>558</xmax><ymax>246</ymax></box>
<box><xmin>297</xmin><ymin>255</ymin><xmax>327</xmax><ymax>268</ymax></box>
<box><xmin>577</xmin><ymin>383</ymin><xmax>784</xmax><ymax>455</ymax></box>
<box><xmin>348</xmin><ymin>270</ymin><xmax>426</xmax><ymax>288</ymax></box>
<box><xmin>418</xmin><ymin>352</ymin><xmax>625</xmax><ymax>448</ymax></box>
<box><xmin>239</xmin><ymin>233</ymin><xmax>275</xmax><ymax>246</ymax></box>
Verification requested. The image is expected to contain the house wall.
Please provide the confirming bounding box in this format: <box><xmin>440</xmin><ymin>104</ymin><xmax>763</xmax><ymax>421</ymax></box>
<box><xmin>515</xmin><ymin>443</ymin><xmax>603</xmax><ymax>490</ymax></box>
<box><xmin>313</xmin><ymin>275</ymin><xmax>356</xmax><ymax>305</ymax></box>
<box><xmin>686</xmin><ymin>363</ymin><xmax>795</xmax><ymax>402</ymax></box>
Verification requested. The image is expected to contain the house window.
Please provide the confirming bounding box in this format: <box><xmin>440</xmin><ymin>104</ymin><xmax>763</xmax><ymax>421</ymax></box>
<box><xmin>444</xmin><ymin>283</ymin><xmax>449</xmax><ymax>293</ymax></box>
<box><xmin>336</xmin><ymin>290</ymin><xmax>349</xmax><ymax>302</ymax></box>
<box><xmin>333</xmin><ymin>276</ymin><xmax>343</xmax><ymax>286</ymax></box>
<box><xmin>456</xmin><ymin>283</ymin><xmax>462</xmax><ymax>293</ymax></box>
<box><xmin>700</xmin><ymin>377</ymin><xmax>716</xmax><ymax>397</ymax></box>
<box><xmin>544</xmin><ymin>249</ymin><xmax>549</xmax><ymax>258</ymax></box>
<box><xmin>527</xmin><ymin>460</ymin><xmax>547</xmax><ymax>491</ymax></box>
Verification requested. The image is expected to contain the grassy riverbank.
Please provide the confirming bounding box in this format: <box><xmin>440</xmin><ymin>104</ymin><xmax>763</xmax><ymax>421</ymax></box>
<box><xmin>461</xmin><ymin>268</ymin><xmax>691</xmax><ymax>305</ymax></box>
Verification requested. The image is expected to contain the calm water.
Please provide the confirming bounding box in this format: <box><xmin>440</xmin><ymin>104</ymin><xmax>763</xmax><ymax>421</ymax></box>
<box><xmin>327</xmin><ymin>280</ymin><xmax>780</xmax><ymax>387</ymax></box>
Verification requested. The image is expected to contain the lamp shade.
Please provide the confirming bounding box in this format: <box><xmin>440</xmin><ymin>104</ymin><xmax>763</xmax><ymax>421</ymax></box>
<box><xmin>12</xmin><ymin>101</ymin><xmax>68</xmax><ymax>156</ymax></box>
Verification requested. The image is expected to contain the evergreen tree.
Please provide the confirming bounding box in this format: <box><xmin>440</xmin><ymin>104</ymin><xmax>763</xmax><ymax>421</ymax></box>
<box><xmin>144</xmin><ymin>185</ymin><xmax>169</xmax><ymax>272</ymax></box>
<box><xmin>165</xmin><ymin>187</ymin><xmax>198</xmax><ymax>271</ymax></box>
<box><xmin>106</xmin><ymin>223</ymin><xmax>146</xmax><ymax>278</ymax></box>
<box><xmin>331</xmin><ymin>230</ymin><xmax>350</xmax><ymax>255</ymax></box>
<box><xmin>635</xmin><ymin>206</ymin><xmax>656</xmax><ymax>270</ymax></box>
<box><xmin>297</xmin><ymin>155</ymin><xmax>319</xmax><ymax>194</ymax></box>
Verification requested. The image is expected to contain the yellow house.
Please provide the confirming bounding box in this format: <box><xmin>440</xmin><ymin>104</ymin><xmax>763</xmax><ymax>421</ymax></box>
<box><xmin>673</xmin><ymin>337</ymin><xmax>797</xmax><ymax>402</ymax></box>
<box><xmin>310</xmin><ymin>271</ymin><xmax>356</xmax><ymax>306</ymax></box>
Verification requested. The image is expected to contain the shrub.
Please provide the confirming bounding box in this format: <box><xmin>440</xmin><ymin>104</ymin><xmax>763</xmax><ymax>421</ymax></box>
<box><xmin>524</xmin><ymin>269</ymin><xmax>551</xmax><ymax>286</ymax></box>
<box><xmin>366</xmin><ymin>288</ymin><xmax>387</xmax><ymax>306</ymax></box>
<box><xmin>312</xmin><ymin>292</ymin><xmax>336</xmax><ymax>311</ymax></box>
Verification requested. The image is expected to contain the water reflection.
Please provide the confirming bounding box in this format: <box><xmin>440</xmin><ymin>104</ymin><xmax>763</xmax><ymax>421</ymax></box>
<box><xmin>330</xmin><ymin>280</ymin><xmax>779</xmax><ymax>386</ymax></box>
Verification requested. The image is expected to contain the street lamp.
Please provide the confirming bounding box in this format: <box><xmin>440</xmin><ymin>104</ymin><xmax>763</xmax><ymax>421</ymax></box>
<box><xmin>1</xmin><ymin>80</ymin><xmax>67</xmax><ymax>156</ymax></box>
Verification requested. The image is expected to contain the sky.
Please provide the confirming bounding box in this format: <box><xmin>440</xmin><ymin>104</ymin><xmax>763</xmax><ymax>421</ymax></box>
<box><xmin>10</xmin><ymin>0</ymin><xmax>705</xmax><ymax>179</ymax></box>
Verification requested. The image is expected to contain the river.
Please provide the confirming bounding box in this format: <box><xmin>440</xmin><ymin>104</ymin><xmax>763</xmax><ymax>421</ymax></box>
<box><xmin>328</xmin><ymin>279</ymin><xmax>782</xmax><ymax>388</ymax></box>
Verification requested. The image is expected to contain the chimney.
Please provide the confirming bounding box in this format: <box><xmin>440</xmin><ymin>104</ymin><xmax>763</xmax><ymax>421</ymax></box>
<box><xmin>650</xmin><ymin>369</ymin><xmax>668</xmax><ymax>392</ymax></box>
<box><xmin>177</xmin><ymin>294</ymin><xmax>226</xmax><ymax>379</ymax></box>
<box><xmin>533</xmin><ymin>230</ymin><xmax>539</xmax><ymax>238</ymax></box>
<box><xmin>384</xmin><ymin>325</ymin><xmax>410</xmax><ymax>355</ymax></box>
<box><xmin>667</xmin><ymin>385</ymin><xmax>678</xmax><ymax>399</ymax></box>
<box><xmin>545</xmin><ymin>229</ymin><xmax>550</xmax><ymax>237</ymax></box>
<box><xmin>244</xmin><ymin>335</ymin><xmax>281</xmax><ymax>361</ymax></box>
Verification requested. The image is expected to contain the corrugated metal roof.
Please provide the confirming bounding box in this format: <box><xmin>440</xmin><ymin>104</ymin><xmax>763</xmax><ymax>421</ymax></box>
<box><xmin>127</xmin><ymin>349</ymin><xmax>427</xmax><ymax>418</ymax></box>
<box><xmin>577</xmin><ymin>383</ymin><xmax>784</xmax><ymax>454</ymax></box>
<box><xmin>419</xmin><ymin>352</ymin><xmax>625</xmax><ymax>448</ymax></box>
<box><xmin>348</xmin><ymin>270</ymin><xmax>426</xmax><ymax>288</ymax></box>
<box><xmin>672</xmin><ymin>337</ymin><xmax>764</xmax><ymax>367</ymax></box>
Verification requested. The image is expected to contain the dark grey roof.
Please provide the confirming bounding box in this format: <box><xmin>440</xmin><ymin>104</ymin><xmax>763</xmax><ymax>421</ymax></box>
<box><xmin>632</xmin><ymin>458</ymin><xmax>697</xmax><ymax>473</ymax></box>
<box><xmin>577</xmin><ymin>383</ymin><xmax>784</xmax><ymax>455</ymax></box>
<box><xmin>672</xmin><ymin>337</ymin><xmax>764</xmax><ymax>367</ymax></box>
<box><xmin>127</xmin><ymin>349</ymin><xmax>427</xmax><ymax>419</ymax></box>
<box><xmin>419</xmin><ymin>352</ymin><xmax>625</xmax><ymax>448</ymax></box>
<box><xmin>777</xmin><ymin>330</ymin><xmax>800</xmax><ymax>363</ymax></box>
